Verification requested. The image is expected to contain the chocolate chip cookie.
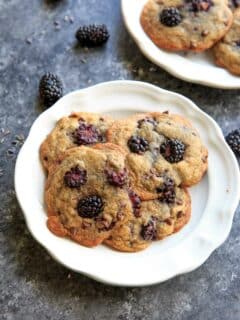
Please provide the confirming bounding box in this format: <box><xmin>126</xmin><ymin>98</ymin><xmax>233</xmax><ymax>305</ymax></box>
<box><xmin>45</xmin><ymin>144</ymin><xmax>133</xmax><ymax>247</ymax></box>
<box><xmin>213</xmin><ymin>8</ymin><xmax>240</xmax><ymax>75</ymax></box>
<box><xmin>105</xmin><ymin>187</ymin><xmax>191</xmax><ymax>252</ymax></box>
<box><xmin>107</xmin><ymin>112</ymin><xmax>208</xmax><ymax>199</ymax></box>
<box><xmin>140</xmin><ymin>0</ymin><xmax>233</xmax><ymax>52</ymax></box>
<box><xmin>40</xmin><ymin>112</ymin><xmax>113</xmax><ymax>171</ymax></box>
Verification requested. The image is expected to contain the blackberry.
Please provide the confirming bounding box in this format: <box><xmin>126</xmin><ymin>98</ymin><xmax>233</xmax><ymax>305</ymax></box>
<box><xmin>75</xmin><ymin>24</ymin><xmax>109</xmax><ymax>47</ymax></box>
<box><xmin>141</xmin><ymin>220</ymin><xmax>157</xmax><ymax>241</ymax></box>
<box><xmin>157</xmin><ymin>177</ymin><xmax>176</xmax><ymax>204</ymax></box>
<box><xmin>128</xmin><ymin>136</ymin><xmax>149</xmax><ymax>154</ymax></box>
<box><xmin>64</xmin><ymin>166</ymin><xmax>87</xmax><ymax>188</ymax></box>
<box><xmin>160</xmin><ymin>8</ymin><xmax>182</xmax><ymax>27</ymax></box>
<box><xmin>105</xmin><ymin>168</ymin><xmax>127</xmax><ymax>187</ymax></box>
<box><xmin>160</xmin><ymin>138</ymin><xmax>186</xmax><ymax>163</ymax></box>
<box><xmin>225</xmin><ymin>129</ymin><xmax>240</xmax><ymax>157</ymax></box>
<box><xmin>39</xmin><ymin>73</ymin><xmax>63</xmax><ymax>108</ymax></box>
<box><xmin>188</xmin><ymin>0</ymin><xmax>212</xmax><ymax>12</ymax></box>
<box><xmin>77</xmin><ymin>195</ymin><xmax>104</xmax><ymax>218</ymax></box>
<box><xmin>73</xmin><ymin>121</ymin><xmax>102</xmax><ymax>145</ymax></box>
<box><xmin>129</xmin><ymin>190</ymin><xmax>141</xmax><ymax>217</ymax></box>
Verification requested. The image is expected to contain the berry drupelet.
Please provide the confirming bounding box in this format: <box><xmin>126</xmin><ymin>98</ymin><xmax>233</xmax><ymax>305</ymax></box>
<box><xmin>77</xmin><ymin>195</ymin><xmax>104</xmax><ymax>218</ymax></box>
<box><xmin>160</xmin><ymin>138</ymin><xmax>186</xmax><ymax>163</ymax></box>
<box><xmin>75</xmin><ymin>24</ymin><xmax>109</xmax><ymax>47</ymax></box>
<box><xmin>39</xmin><ymin>73</ymin><xmax>63</xmax><ymax>108</ymax></box>
<box><xmin>160</xmin><ymin>8</ymin><xmax>182</xmax><ymax>27</ymax></box>
<box><xmin>225</xmin><ymin>129</ymin><xmax>240</xmax><ymax>157</ymax></box>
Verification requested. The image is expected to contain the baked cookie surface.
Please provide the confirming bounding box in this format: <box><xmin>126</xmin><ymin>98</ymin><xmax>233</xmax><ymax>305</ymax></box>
<box><xmin>45</xmin><ymin>144</ymin><xmax>132</xmax><ymax>247</ymax></box>
<box><xmin>40</xmin><ymin>112</ymin><xmax>113</xmax><ymax>171</ymax></box>
<box><xmin>107</xmin><ymin>112</ymin><xmax>208</xmax><ymax>199</ymax></box>
<box><xmin>213</xmin><ymin>8</ymin><xmax>240</xmax><ymax>75</ymax></box>
<box><xmin>105</xmin><ymin>187</ymin><xmax>191</xmax><ymax>252</ymax></box>
<box><xmin>140</xmin><ymin>0</ymin><xmax>233</xmax><ymax>52</ymax></box>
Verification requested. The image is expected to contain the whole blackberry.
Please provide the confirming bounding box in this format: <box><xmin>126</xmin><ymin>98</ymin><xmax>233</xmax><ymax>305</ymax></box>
<box><xmin>141</xmin><ymin>220</ymin><xmax>157</xmax><ymax>241</ymax></box>
<box><xmin>128</xmin><ymin>136</ymin><xmax>149</xmax><ymax>154</ymax></box>
<box><xmin>105</xmin><ymin>168</ymin><xmax>128</xmax><ymax>187</ymax></box>
<box><xmin>75</xmin><ymin>24</ymin><xmax>109</xmax><ymax>47</ymax></box>
<box><xmin>157</xmin><ymin>177</ymin><xmax>176</xmax><ymax>204</ymax></box>
<box><xmin>73</xmin><ymin>121</ymin><xmax>102</xmax><ymax>145</ymax></box>
<box><xmin>160</xmin><ymin>8</ymin><xmax>182</xmax><ymax>27</ymax></box>
<box><xmin>64</xmin><ymin>166</ymin><xmax>87</xmax><ymax>188</ymax></box>
<box><xmin>77</xmin><ymin>195</ymin><xmax>104</xmax><ymax>218</ymax></box>
<box><xmin>160</xmin><ymin>138</ymin><xmax>186</xmax><ymax>163</ymax></box>
<box><xmin>39</xmin><ymin>73</ymin><xmax>63</xmax><ymax>108</ymax></box>
<box><xmin>225</xmin><ymin>129</ymin><xmax>240</xmax><ymax>157</ymax></box>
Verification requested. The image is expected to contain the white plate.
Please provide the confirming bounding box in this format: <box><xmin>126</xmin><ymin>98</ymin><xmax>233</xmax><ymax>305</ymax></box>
<box><xmin>121</xmin><ymin>0</ymin><xmax>240</xmax><ymax>89</ymax></box>
<box><xmin>15</xmin><ymin>81</ymin><xmax>240</xmax><ymax>286</ymax></box>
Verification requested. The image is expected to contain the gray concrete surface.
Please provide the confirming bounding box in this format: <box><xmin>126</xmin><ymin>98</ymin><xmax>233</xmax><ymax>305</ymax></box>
<box><xmin>0</xmin><ymin>0</ymin><xmax>239</xmax><ymax>319</ymax></box>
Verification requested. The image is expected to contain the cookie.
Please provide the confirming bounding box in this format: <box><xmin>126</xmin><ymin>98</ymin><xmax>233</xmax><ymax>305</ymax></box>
<box><xmin>140</xmin><ymin>0</ymin><xmax>233</xmax><ymax>52</ymax></box>
<box><xmin>40</xmin><ymin>112</ymin><xmax>113</xmax><ymax>171</ymax></box>
<box><xmin>213</xmin><ymin>8</ymin><xmax>240</xmax><ymax>75</ymax></box>
<box><xmin>107</xmin><ymin>112</ymin><xmax>208</xmax><ymax>199</ymax></box>
<box><xmin>105</xmin><ymin>187</ymin><xmax>191</xmax><ymax>252</ymax></box>
<box><xmin>45</xmin><ymin>144</ymin><xmax>133</xmax><ymax>247</ymax></box>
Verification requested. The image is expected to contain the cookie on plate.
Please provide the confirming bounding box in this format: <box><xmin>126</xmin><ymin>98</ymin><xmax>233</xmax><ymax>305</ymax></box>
<box><xmin>40</xmin><ymin>112</ymin><xmax>113</xmax><ymax>171</ymax></box>
<box><xmin>105</xmin><ymin>187</ymin><xmax>191</xmax><ymax>252</ymax></box>
<box><xmin>140</xmin><ymin>0</ymin><xmax>233</xmax><ymax>52</ymax></box>
<box><xmin>213</xmin><ymin>8</ymin><xmax>240</xmax><ymax>75</ymax></box>
<box><xmin>45</xmin><ymin>144</ymin><xmax>133</xmax><ymax>247</ymax></box>
<box><xmin>107</xmin><ymin>112</ymin><xmax>208</xmax><ymax>199</ymax></box>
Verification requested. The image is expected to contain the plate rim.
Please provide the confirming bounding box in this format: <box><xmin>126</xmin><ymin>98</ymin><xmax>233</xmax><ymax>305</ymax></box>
<box><xmin>14</xmin><ymin>80</ymin><xmax>240</xmax><ymax>286</ymax></box>
<box><xmin>121</xmin><ymin>0</ymin><xmax>240</xmax><ymax>89</ymax></box>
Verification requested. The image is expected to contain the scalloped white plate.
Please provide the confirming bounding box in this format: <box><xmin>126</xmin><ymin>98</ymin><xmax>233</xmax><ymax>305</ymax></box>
<box><xmin>15</xmin><ymin>81</ymin><xmax>240</xmax><ymax>286</ymax></box>
<box><xmin>121</xmin><ymin>0</ymin><xmax>240</xmax><ymax>89</ymax></box>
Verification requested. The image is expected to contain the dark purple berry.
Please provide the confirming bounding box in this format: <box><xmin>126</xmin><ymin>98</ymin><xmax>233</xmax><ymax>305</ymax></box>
<box><xmin>187</xmin><ymin>0</ymin><xmax>213</xmax><ymax>11</ymax></box>
<box><xmin>64</xmin><ymin>166</ymin><xmax>87</xmax><ymax>188</ymax></box>
<box><xmin>39</xmin><ymin>73</ymin><xmax>63</xmax><ymax>108</ymax></box>
<box><xmin>141</xmin><ymin>220</ymin><xmax>157</xmax><ymax>241</ymax></box>
<box><xmin>105</xmin><ymin>168</ymin><xmax>128</xmax><ymax>187</ymax></box>
<box><xmin>137</xmin><ymin>117</ymin><xmax>157</xmax><ymax>128</ymax></box>
<box><xmin>160</xmin><ymin>8</ymin><xmax>182</xmax><ymax>27</ymax></box>
<box><xmin>225</xmin><ymin>129</ymin><xmax>240</xmax><ymax>157</ymax></box>
<box><xmin>235</xmin><ymin>40</ymin><xmax>240</xmax><ymax>47</ymax></box>
<box><xmin>77</xmin><ymin>195</ymin><xmax>104</xmax><ymax>218</ymax></box>
<box><xmin>232</xmin><ymin>0</ymin><xmax>240</xmax><ymax>8</ymax></box>
<box><xmin>157</xmin><ymin>177</ymin><xmax>176</xmax><ymax>204</ymax></box>
<box><xmin>160</xmin><ymin>138</ymin><xmax>186</xmax><ymax>163</ymax></box>
<box><xmin>76</xmin><ymin>24</ymin><xmax>109</xmax><ymax>47</ymax></box>
<box><xmin>128</xmin><ymin>136</ymin><xmax>149</xmax><ymax>154</ymax></box>
<box><xmin>129</xmin><ymin>190</ymin><xmax>141</xmax><ymax>217</ymax></box>
<box><xmin>73</xmin><ymin>121</ymin><xmax>103</xmax><ymax>145</ymax></box>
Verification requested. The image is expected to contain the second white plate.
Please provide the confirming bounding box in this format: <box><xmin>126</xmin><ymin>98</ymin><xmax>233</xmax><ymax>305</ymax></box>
<box><xmin>122</xmin><ymin>0</ymin><xmax>240</xmax><ymax>89</ymax></box>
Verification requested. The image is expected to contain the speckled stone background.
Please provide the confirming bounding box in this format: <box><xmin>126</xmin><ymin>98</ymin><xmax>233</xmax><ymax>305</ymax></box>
<box><xmin>0</xmin><ymin>0</ymin><xmax>240</xmax><ymax>319</ymax></box>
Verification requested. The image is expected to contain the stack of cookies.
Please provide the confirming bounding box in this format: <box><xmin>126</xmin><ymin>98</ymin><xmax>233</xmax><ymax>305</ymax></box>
<box><xmin>141</xmin><ymin>0</ymin><xmax>240</xmax><ymax>75</ymax></box>
<box><xmin>41</xmin><ymin>112</ymin><xmax>208</xmax><ymax>252</ymax></box>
